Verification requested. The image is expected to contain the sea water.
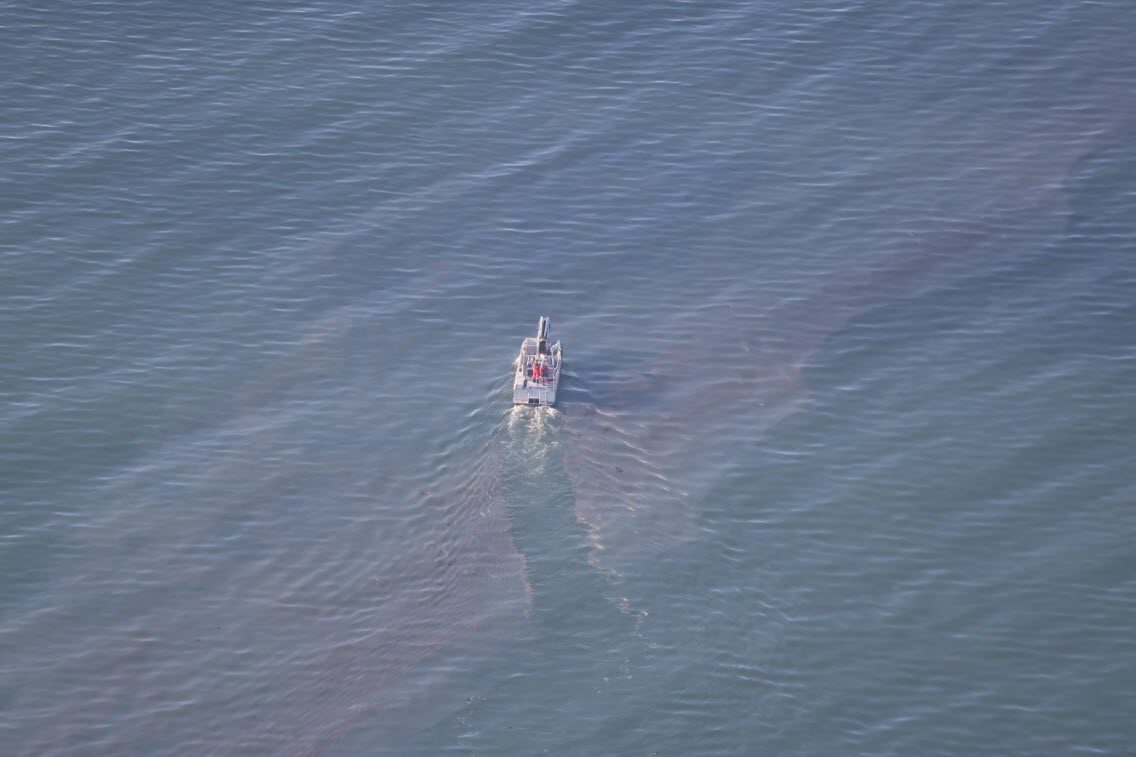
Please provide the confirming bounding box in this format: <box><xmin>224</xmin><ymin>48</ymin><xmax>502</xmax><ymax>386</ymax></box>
<box><xmin>2</xmin><ymin>1</ymin><xmax>1134</xmax><ymax>755</ymax></box>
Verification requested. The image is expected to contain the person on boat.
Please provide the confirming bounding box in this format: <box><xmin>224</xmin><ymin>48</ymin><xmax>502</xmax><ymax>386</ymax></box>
<box><xmin>532</xmin><ymin>362</ymin><xmax>545</xmax><ymax>382</ymax></box>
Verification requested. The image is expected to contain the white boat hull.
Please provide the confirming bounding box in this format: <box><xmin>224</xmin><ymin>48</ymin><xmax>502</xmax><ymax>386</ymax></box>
<box><xmin>512</xmin><ymin>318</ymin><xmax>562</xmax><ymax>406</ymax></box>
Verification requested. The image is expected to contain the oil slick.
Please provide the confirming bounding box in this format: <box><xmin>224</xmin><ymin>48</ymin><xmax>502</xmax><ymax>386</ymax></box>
<box><xmin>7</xmin><ymin>307</ymin><xmax>535</xmax><ymax>757</ymax></box>
<box><xmin>558</xmin><ymin>178</ymin><xmax>1081</xmax><ymax>582</ymax></box>
<box><xmin>12</xmin><ymin>103</ymin><xmax>1120</xmax><ymax>756</ymax></box>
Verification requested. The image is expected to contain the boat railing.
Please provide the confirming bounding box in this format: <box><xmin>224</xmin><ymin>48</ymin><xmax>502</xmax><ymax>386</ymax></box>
<box><xmin>520</xmin><ymin>352</ymin><xmax>558</xmax><ymax>382</ymax></box>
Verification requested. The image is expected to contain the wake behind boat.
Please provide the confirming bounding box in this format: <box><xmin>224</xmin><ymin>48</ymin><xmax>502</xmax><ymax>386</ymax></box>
<box><xmin>512</xmin><ymin>316</ymin><xmax>562</xmax><ymax>406</ymax></box>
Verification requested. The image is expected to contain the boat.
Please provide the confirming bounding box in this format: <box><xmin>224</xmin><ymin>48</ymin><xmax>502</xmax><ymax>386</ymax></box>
<box><xmin>512</xmin><ymin>316</ymin><xmax>562</xmax><ymax>406</ymax></box>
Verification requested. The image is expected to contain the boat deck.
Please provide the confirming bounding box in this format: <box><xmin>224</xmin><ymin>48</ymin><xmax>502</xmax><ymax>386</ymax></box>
<box><xmin>512</xmin><ymin>335</ymin><xmax>561</xmax><ymax>406</ymax></box>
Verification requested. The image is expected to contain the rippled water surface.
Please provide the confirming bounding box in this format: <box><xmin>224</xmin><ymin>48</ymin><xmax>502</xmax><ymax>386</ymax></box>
<box><xmin>3</xmin><ymin>1</ymin><xmax>1135</xmax><ymax>755</ymax></box>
